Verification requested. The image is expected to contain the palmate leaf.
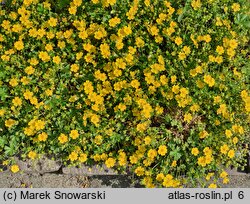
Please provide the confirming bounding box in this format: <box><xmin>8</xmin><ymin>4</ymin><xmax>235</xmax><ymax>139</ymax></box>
<box><xmin>4</xmin><ymin>136</ymin><xmax>20</xmax><ymax>156</ymax></box>
<box><xmin>0</xmin><ymin>136</ymin><xmax>7</xmax><ymax>148</ymax></box>
<box><xmin>0</xmin><ymin>87</ymin><xmax>7</xmax><ymax>100</ymax></box>
<box><xmin>170</xmin><ymin>148</ymin><xmax>182</xmax><ymax>161</ymax></box>
<box><xmin>0</xmin><ymin>71</ymin><xmax>6</xmax><ymax>79</ymax></box>
<box><xmin>236</xmin><ymin>13</ymin><xmax>250</xmax><ymax>28</ymax></box>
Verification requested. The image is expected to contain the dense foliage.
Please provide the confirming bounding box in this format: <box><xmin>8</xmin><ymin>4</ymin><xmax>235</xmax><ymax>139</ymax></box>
<box><xmin>0</xmin><ymin>0</ymin><xmax>249</xmax><ymax>187</ymax></box>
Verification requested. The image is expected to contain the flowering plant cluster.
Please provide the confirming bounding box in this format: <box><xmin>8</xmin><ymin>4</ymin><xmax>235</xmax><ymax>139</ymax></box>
<box><xmin>0</xmin><ymin>0</ymin><xmax>249</xmax><ymax>188</ymax></box>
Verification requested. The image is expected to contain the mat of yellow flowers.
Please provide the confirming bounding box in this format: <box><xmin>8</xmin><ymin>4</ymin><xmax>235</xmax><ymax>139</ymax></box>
<box><xmin>0</xmin><ymin>0</ymin><xmax>249</xmax><ymax>188</ymax></box>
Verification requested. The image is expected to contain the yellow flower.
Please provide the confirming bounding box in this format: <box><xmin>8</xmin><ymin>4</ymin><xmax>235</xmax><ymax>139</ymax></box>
<box><xmin>220</xmin><ymin>144</ymin><xmax>229</xmax><ymax>154</ymax></box>
<box><xmin>69</xmin><ymin>6</ymin><xmax>77</xmax><ymax>15</ymax></box>
<box><xmin>94</xmin><ymin>135</ymin><xmax>103</xmax><ymax>145</ymax></box>
<box><xmin>105</xmin><ymin>158</ymin><xmax>116</xmax><ymax>168</ymax></box>
<box><xmin>206</xmin><ymin>172</ymin><xmax>214</xmax><ymax>181</ymax></box>
<box><xmin>229</xmin><ymin>39</ymin><xmax>238</xmax><ymax>49</ymax></box>
<box><xmin>241</xmin><ymin>90</ymin><xmax>248</xmax><ymax>99</ymax></box>
<box><xmin>156</xmin><ymin>173</ymin><xmax>165</xmax><ymax>182</ymax></box>
<box><xmin>70</xmin><ymin>64</ymin><xmax>79</xmax><ymax>72</ymax></box>
<box><xmin>163</xmin><ymin>174</ymin><xmax>174</xmax><ymax>187</ymax></box>
<box><xmin>100</xmin><ymin>43</ymin><xmax>111</xmax><ymax>58</ymax></box>
<box><xmin>12</xmin><ymin>97</ymin><xmax>22</xmax><ymax>106</ymax></box>
<box><xmin>144</xmin><ymin>136</ymin><xmax>151</xmax><ymax>145</ymax></box>
<box><xmin>204</xmin><ymin>74</ymin><xmax>215</xmax><ymax>87</ymax></box>
<box><xmin>73</xmin><ymin>0</ymin><xmax>82</xmax><ymax>7</ymax></box>
<box><xmin>172</xmin><ymin>85</ymin><xmax>180</xmax><ymax>94</ymax></box>
<box><xmin>217</xmin><ymin>103</ymin><xmax>227</xmax><ymax>115</ymax></box>
<box><xmin>129</xmin><ymin>155</ymin><xmax>138</xmax><ymax>164</ymax></box>
<box><xmin>28</xmin><ymin>151</ymin><xmax>37</xmax><ymax>160</ymax></box>
<box><xmin>5</xmin><ymin>119</ymin><xmax>16</xmax><ymax>128</ymax></box>
<box><xmin>116</xmin><ymin>39</ymin><xmax>124</xmax><ymax>50</ymax></box>
<box><xmin>118</xmin><ymin>152</ymin><xmax>127</xmax><ymax>166</ymax></box>
<box><xmin>174</xmin><ymin>36</ymin><xmax>182</xmax><ymax>46</ymax></box>
<box><xmin>58</xmin><ymin>133</ymin><xmax>68</xmax><ymax>144</ymax></box>
<box><xmin>25</xmin><ymin>66</ymin><xmax>35</xmax><ymax>75</ymax></box>
<box><xmin>208</xmin><ymin>183</ymin><xmax>217</xmax><ymax>188</ymax></box>
<box><xmin>147</xmin><ymin>149</ymin><xmax>157</xmax><ymax>159</ymax></box>
<box><xmin>223</xmin><ymin>177</ymin><xmax>230</xmax><ymax>184</ymax></box>
<box><xmin>199</xmin><ymin>130</ymin><xmax>209</xmax><ymax>139</ymax></box>
<box><xmin>107</xmin><ymin>0</ymin><xmax>116</xmax><ymax>6</ymax></box>
<box><xmin>198</xmin><ymin>156</ymin><xmax>207</xmax><ymax>167</ymax></box>
<box><xmin>43</xmin><ymin>1</ymin><xmax>51</xmax><ymax>9</ymax></box>
<box><xmin>69</xmin><ymin>152</ymin><xmax>78</xmax><ymax>161</ymax></box>
<box><xmin>216</xmin><ymin>46</ymin><xmax>224</xmax><ymax>55</ymax></box>
<box><xmin>83</xmin><ymin>80</ymin><xmax>94</xmax><ymax>94</ymax></box>
<box><xmin>94</xmin><ymin>30</ymin><xmax>104</xmax><ymax>39</ymax></box>
<box><xmin>203</xmin><ymin>147</ymin><xmax>212</xmax><ymax>156</ymax></box>
<box><xmin>225</xmin><ymin>129</ymin><xmax>232</xmax><ymax>138</ymax></box>
<box><xmin>191</xmin><ymin>0</ymin><xmax>201</xmax><ymax>10</ymax></box>
<box><xmin>196</xmin><ymin>79</ymin><xmax>204</xmax><ymax>88</ymax></box>
<box><xmin>24</xmin><ymin>127</ymin><xmax>34</xmax><ymax>136</ymax></box>
<box><xmin>155</xmin><ymin>106</ymin><xmax>164</xmax><ymax>115</ymax></box>
<box><xmin>79</xmin><ymin>30</ymin><xmax>88</xmax><ymax>40</ymax></box>
<box><xmin>191</xmin><ymin>148</ymin><xmax>199</xmax><ymax>156</ymax></box>
<box><xmin>38</xmin><ymin>132</ymin><xmax>48</xmax><ymax>142</ymax></box>
<box><xmin>184</xmin><ymin>113</ymin><xmax>192</xmax><ymax>123</ymax></box>
<box><xmin>213</xmin><ymin>96</ymin><xmax>221</xmax><ymax>104</ymax></box>
<box><xmin>14</xmin><ymin>40</ymin><xmax>24</xmax><ymax>50</ymax></box>
<box><xmin>35</xmin><ymin>120</ymin><xmax>46</xmax><ymax>131</ymax></box>
<box><xmin>93</xmin><ymin>154</ymin><xmax>101</xmax><ymax>162</ymax></box>
<box><xmin>109</xmin><ymin>17</ymin><xmax>121</xmax><ymax>27</ymax></box>
<box><xmin>136</xmin><ymin>37</ymin><xmax>145</xmax><ymax>48</ymax></box>
<box><xmin>171</xmin><ymin>160</ymin><xmax>177</xmax><ymax>167</ymax></box>
<box><xmin>190</xmin><ymin>104</ymin><xmax>200</xmax><ymax>112</ymax></box>
<box><xmin>21</xmin><ymin>76</ymin><xmax>30</xmax><ymax>85</ymax></box>
<box><xmin>38</xmin><ymin>51</ymin><xmax>50</xmax><ymax>62</ymax></box>
<box><xmin>134</xmin><ymin>166</ymin><xmax>145</xmax><ymax>176</ymax></box>
<box><xmin>48</xmin><ymin>17</ymin><xmax>57</xmax><ymax>27</ymax></box>
<box><xmin>76</xmin><ymin>52</ymin><xmax>83</xmax><ymax>60</ymax></box>
<box><xmin>79</xmin><ymin>153</ymin><xmax>87</xmax><ymax>163</ymax></box>
<box><xmin>9</xmin><ymin>78</ymin><xmax>18</xmax><ymax>87</ymax></box>
<box><xmin>231</xmin><ymin>3</ymin><xmax>240</xmax><ymax>12</ymax></box>
<box><xmin>158</xmin><ymin>145</ymin><xmax>167</xmax><ymax>156</ymax></box>
<box><xmin>227</xmin><ymin>48</ymin><xmax>235</xmax><ymax>57</ymax></box>
<box><xmin>228</xmin><ymin>150</ymin><xmax>235</xmax><ymax>158</ymax></box>
<box><xmin>220</xmin><ymin>171</ymin><xmax>228</xmax><ymax>178</ymax></box>
<box><xmin>70</xmin><ymin>130</ymin><xmax>79</xmax><ymax>139</ymax></box>
<box><xmin>91</xmin><ymin>114</ymin><xmax>100</xmax><ymax>126</ymax></box>
<box><xmin>178</xmin><ymin>52</ymin><xmax>186</xmax><ymax>60</ymax></box>
<box><xmin>10</xmin><ymin>165</ymin><xmax>20</xmax><ymax>173</ymax></box>
<box><xmin>150</xmin><ymin>25</ymin><xmax>159</xmax><ymax>36</ymax></box>
<box><xmin>2</xmin><ymin>160</ymin><xmax>9</xmax><ymax>165</ymax></box>
<box><xmin>232</xmin><ymin>137</ymin><xmax>238</xmax><ymax>144</ymax></box>
<box><xmin>45</xmin><ymin>43</ymin><xmax>53</xmax><ymax>51</ymax></box>
<box><xmin>0</xmin><ymin>109</ymin><xmax>5</xmax><ymax>117</ymax></box>
<box><xmin>205</xmin><ymin>152</ymin><xmax>213</xmax><ymax>162</ymax></box>
<box><xmin>203</xmin><ymin>34</ymin><xmax>211</xmax><ymax>43</ymax></box>
<box><xmin>144</xmin><ymin>0</ymin><xmax>150</xmax><ymax>6</ymax></box>
<box><xmin>30</xmin><ymin>97</ymin><xmax>38</xmax><ymax>106</ymax></box>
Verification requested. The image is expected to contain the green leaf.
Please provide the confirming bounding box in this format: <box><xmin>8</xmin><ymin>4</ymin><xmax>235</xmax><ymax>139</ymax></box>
<box><xmin>0</xmin><ymin>87</ymin><xmax>7</xmax><ymax>100</ymax></box>
<box><xmin>169</xmin><ymin>147</ymin><xmax>182</xmax><ymax>160</ymax></box>
<box><xmin>37</xmin><ymin>4</ymin><xmax>44</xmax><ymax>12</ymax></box>
<box><xmin>0</xmin><ymin>136</ymin><xmax>7</xmax><ymax>148</ymax></box>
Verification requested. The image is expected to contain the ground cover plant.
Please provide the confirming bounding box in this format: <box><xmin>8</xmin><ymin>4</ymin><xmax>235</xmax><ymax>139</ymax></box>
<box><xmin>0</xmin><ymin>0</ymin><xmax>249</xmax><ymax>187</ymax></box>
